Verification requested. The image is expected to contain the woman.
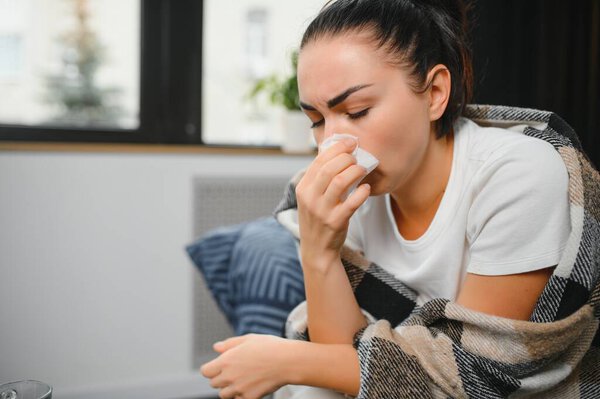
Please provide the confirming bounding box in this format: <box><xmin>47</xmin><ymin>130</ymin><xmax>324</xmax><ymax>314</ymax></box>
<box><xmin>200</xmin><ymin>1</ymin><xmax>599</xmax><ymax>398</ymax></box>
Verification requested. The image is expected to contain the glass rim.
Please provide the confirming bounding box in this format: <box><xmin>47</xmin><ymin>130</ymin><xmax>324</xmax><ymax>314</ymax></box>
<box><xmin>0</xmin><ymin>380</ymin><xmax>52</xmax><ymax>399</ymax></box>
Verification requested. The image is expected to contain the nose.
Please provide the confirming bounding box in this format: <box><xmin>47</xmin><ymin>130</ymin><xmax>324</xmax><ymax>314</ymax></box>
<box><xmin>323</xmin><ymin>117</ymin><xmax>348</xmax><ymax>140</ymax></box>
<box><xmin>317</xmin><ymin>115</ymin><xmax>357</xmax><ymax>147</ymax></box>
<box><xmin>314</xmin><ymin>120</ymin><xmax>335</xmax><ymax>147</ymax></box>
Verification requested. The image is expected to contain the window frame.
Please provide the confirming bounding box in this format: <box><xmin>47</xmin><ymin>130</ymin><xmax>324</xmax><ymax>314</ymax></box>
<box><xmin>0</xmin><ymin>0</ymin><xmax>211</xmax><ymax>146</ymax></box>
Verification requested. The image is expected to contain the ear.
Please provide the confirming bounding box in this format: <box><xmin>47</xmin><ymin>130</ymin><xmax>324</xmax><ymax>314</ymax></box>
<box><xmin>426</xmin><ymin>64</ymin><xmax>451</xmax><ymax>122</ymax></box>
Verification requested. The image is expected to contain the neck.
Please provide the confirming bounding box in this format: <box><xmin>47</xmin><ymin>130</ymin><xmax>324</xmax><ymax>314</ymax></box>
<box><xmin>390</xmin><ymin>128</ymin><xmax>454</xmax><ymax>227</ymax></box>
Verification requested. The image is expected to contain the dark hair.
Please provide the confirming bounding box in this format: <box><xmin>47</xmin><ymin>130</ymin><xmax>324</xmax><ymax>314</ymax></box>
<box><xmin>300</xmin><ymin>0</ymin><xmax>473</xmax><ymax>138</ymax></box>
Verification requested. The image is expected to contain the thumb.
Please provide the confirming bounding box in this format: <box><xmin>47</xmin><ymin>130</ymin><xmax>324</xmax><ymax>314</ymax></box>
<box><xmin>213</xmin><ymin>335</ymin><xmax>248</xmax><ymax>353</ymax></box>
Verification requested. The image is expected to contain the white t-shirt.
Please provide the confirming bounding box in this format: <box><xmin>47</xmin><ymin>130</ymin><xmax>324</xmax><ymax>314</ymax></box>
<box><xmin>346</xmin><ymin>117</ymin><xmax>571</xmax><ymax>305</ymax></box>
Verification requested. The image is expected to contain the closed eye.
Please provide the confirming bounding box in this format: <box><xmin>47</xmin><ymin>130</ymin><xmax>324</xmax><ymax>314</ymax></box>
<box><xmin>348</xmin><ymin>108</ymin><xmax>370</xmax><ymax>120</ymax></box>
<box><xmin>310</xmin><ymin>119</ymin><xmax>324</xmax><ymax>129</ymax></box>
<box><xmin>309</xmin><ymin>108</ymin><xmax>370</xmax><ymax>129</ymax></box>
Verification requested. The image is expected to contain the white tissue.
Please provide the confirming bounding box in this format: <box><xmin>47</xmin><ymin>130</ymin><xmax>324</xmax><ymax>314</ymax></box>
<box><xmin>319</xmin><ymin>133</ymin><xmax>379</xmax><ymax>200</ymax></box>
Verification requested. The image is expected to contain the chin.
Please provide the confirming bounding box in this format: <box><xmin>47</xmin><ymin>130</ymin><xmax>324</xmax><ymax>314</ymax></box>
<box><xmin>368</xmin><ymin>185</ymin><xmax>387</xmax><ymax>197</ymax></box>
<box><xmin>363</xmin><ymin>173</ymin><xmax>387</xmax><ymax>196</ymax></box>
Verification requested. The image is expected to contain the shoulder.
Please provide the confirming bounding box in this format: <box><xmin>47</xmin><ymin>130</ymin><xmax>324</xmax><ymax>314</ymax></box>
<box><xmin>463</xmin><ymin>121</ymin><xmax>571</xmax><ymax>275</ymax></box>
<box><xmin>460</xmin><ymin>118</ymin><xmax>569</xmax><ymax>193</ymax></box>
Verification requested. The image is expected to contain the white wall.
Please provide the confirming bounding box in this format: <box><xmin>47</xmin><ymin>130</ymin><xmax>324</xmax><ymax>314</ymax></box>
<box><xmin>0</xmin><ymin>150</ymin><xmax>311</xmax><ymax>392</ymax></box>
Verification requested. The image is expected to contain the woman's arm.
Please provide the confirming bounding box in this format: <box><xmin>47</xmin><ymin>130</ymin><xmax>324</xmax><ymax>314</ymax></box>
<box><xmin>295</xmin><ymin>138</ymin><xmax>371</xmax><ymax>344</ymax></box>
<box><xmin>456</xmin><ymin>267</ymin><xmax>555</xmax><ymax>320</ymax></box>
<box><xmin>302</xmin><ymin>256</ymin><xmax>368</xmax><ymax>344</ymax></box>
<box><xmin>200</xmin><ymin>335</ymin><xmax>361</xmax><ymax>398</ymax></box>
<box><xmin>288</xmin><ymin>340</ymin><xmax>361</xmax><ymax>396</ymax></box>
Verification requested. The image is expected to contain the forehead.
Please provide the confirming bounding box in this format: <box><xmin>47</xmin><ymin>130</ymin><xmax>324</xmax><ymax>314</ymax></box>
<box><xmin>297</xmin><ymin>32</ymin><xmax>402</xmax><ymax>101</ymax></box>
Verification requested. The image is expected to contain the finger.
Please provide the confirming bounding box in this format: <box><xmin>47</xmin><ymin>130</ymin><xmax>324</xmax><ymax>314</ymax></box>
<box><xmin>305</xmin><ymin>139</ymin><xmax>357</xmax><ymax>181</ymax></box>
<box><xmin>322</xmin><ymin>163</ymin><xmax>368</xmax><ymax>204</ymax></box>
<box><xmin>317</xmin><ymin>137</ymin><xmax>357</xmax><ymax>157</ymax></box>
<box><xmin>200</xmin><ymin>358</ymin><xmax>221</xmax><ymax>378</ymax></box>
<box><xmin>311</xmin><ymin>152</ymin><xmax>358</xmax><ymax>197</ymax></box>
<box><xmin>337</xmin><ymin>183</ymin><xmax>371</xmax><ymax>220</ymax></box>
<box><xmin>218</xmin><ymin>386</ymin><xmax>239</xmax><ymax>399</ymax></box>
<box><xmin>213</xmin><ymin>335</ymin><xmax>248</xmax><ymax>353</ymax></box>
<box><xmin>208</xmin><ymin>374</ymin><xmax>228</xmax><ymax>389</ymax></box>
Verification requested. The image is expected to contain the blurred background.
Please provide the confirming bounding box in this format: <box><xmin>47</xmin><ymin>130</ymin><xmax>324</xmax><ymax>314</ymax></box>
<box><xmin>0</xmin><ymin>0</ymin><xmax>598</xmax><ymax>397</ymax></box>
<box><xmin>0</xmin><ymin>0</ymin><xmax>597</xmax><ymax>154</ymax></box>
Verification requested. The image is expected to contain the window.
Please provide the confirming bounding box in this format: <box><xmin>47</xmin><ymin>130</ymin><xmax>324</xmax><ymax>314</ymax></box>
<box><xmin>0</xmin><ymin>0</ymin><xmax>324</xmax><ymax>146</ymax></box>
<box><xmin>0</xmin><ymin>34</ymin><xmax>22</xmax><ymax>79</ymax></box>
<box><xmin>202</xmin><ymin>0</ymin><xmax>324</xmax><ymax>146</ymax></box>
<box><xmin>0</xmin><ymin>0</ymin><xmax>140</xmax><ymax>132</ymax></box>
<box><xmin>0</xmin><ymin>0</ymin><xmax>186</xmax><ymax>144</ymax></box>
<box><xmin>0</xmin><ymin>0</ymin><xmax>25</xmax><ymax>80</ymax></box>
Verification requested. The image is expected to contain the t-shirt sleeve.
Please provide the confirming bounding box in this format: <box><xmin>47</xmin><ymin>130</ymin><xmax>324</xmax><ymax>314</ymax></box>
<box><xmin>466</xmin><ymin>138</ymin><xmax>571</xmax><ymax>275</ymax></box>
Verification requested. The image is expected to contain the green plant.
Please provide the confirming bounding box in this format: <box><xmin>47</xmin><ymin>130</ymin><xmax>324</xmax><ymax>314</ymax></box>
<box><xmin>247</xmin><ymin>50</ymin><xmax>300</xmax><ymax>111</ymax></box>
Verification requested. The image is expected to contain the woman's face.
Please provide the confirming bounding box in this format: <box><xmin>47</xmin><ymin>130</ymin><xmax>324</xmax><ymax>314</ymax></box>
<box><xmin>297</xmin><ymin>32</ymin><xmax>435</xmax><ymax>196</ymax></box>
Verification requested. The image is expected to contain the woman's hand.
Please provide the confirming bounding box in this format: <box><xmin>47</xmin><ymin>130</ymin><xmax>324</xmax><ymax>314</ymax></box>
<box><xmin>295</xmin><ymin>138</ymin><xmax>371</xmax><ymax>272</ymax></box>
<box><xmin>200</xmin><ymin>334</ymin><xmax>292</xmax><ymax>399</ymax></box>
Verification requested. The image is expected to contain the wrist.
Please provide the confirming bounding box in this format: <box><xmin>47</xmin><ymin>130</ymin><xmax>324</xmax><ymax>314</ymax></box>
<box><xmin>300</xmin><ymin>250</ymin><xmax>341</xmax><ymax>274</ymax></box>
<box><xmin>281</xmin><ymin>339</ymin><xmax>306</xmax><ymax>386</ymax></box>
<box><xmin>283</xmin><ymin>341</ymin><xmax>361</xmax><ymax>396</ymax></box>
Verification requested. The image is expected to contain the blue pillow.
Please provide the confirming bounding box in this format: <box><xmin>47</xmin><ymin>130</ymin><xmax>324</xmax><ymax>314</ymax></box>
<box><xmin>186</xmin><ymin>217</ymin><xmax>305</xmax><ymax>336</ymax></box>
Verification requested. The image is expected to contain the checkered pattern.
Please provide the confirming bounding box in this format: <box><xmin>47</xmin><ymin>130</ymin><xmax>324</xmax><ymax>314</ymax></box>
<box><xmin>275</xmin><ymin>105</ymin><xmax>600</xmax><ymax>398</ymax></box>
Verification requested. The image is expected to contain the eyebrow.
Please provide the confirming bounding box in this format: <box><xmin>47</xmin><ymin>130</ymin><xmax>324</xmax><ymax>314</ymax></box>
<box><xmin>300</xmin><ymin>84</ymin><xmax>373</xmax><ymax>111</ymax></box>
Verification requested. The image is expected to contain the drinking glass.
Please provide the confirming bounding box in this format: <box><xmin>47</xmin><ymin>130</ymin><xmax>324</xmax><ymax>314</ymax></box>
<box><xmin>0</xmin><ymin>381</ymin><xmax>52</xmax><ymax>399</ymax></box>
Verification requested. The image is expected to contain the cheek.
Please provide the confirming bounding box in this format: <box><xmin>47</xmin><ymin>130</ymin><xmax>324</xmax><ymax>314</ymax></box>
<box><xmin>364</xmin><ymin>106</ymin><xmax>426</xmax><ymax>159</ymax></box>
<box><xmin>365</xmin><ymin>90</ymin><xmax>429</xmax><ymax>146</ymax></box>
<box><xmin>363</xmin><ymin>111</ymin><xmax>430</xmax><ymax>184</ymax></box>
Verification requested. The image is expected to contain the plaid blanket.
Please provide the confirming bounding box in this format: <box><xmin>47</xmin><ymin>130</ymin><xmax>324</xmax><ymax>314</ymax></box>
<box><xmin>274</xmin><ymin>105</ymin><xmax>600</xmax><ymax>398</ymax></box>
